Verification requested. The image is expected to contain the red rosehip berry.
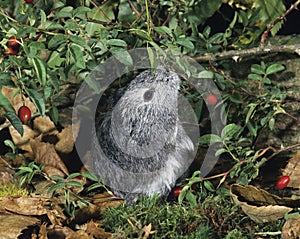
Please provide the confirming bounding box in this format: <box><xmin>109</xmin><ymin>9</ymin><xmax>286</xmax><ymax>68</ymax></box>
<box><xmin>24</xmin><ymin>0</ymin><xmax>34</xmax><ymax>3</ymax></box>
<box><xmin>276</xmin><ymin>175</ymin><xmax>290</xmax><ymax>190</ymax></box>
<box><xmin>173</xmin><ymin>186</ymin><xmax>183</xmax><ymax>197</ymax></box>
<box><xmin>18</xmin><ymin>105</ymin><xmax>32</xmax><ymax>124</ymax></box>
<box><xmin>7</xmin><ymin>36</ymin><xmax>19</xmax><ymax>48</ymax></box>
<box><xmin>205</xmin><ymin>94</ymin><xmax>218</xmax><ymax>106</ymax></box>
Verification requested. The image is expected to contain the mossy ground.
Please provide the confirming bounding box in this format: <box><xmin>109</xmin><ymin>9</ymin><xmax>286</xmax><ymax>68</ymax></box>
<box><xmin>102</xmin><ymin>190</ymin><xmax>284</xmax><ymax>239</ymax></box>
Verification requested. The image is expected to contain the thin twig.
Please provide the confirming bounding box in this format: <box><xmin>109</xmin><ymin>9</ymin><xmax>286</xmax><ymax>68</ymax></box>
<box><xmin>193</xmin><ymin>43</ymin><xmax>300</xmax><ymax>62</ymax></box>
<box><xmin>261</xmin><ymin>0</ymin><xmax>300</xmax><ymax>43</ymax></box>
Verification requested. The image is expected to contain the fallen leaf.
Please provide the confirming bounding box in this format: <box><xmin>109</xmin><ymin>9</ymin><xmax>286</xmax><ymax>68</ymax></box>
<box><xmin>55</xmin><ymin>122</ymin><xmax>80</xmax><ymax>154</ymax></box>
<box><xmin>281</xmin><ymin>215</ymin><xmax>300</xmax><ymax>239</ymax></box>
<box><xmin>92</xmin><ymin>193</ymin><xmax>124</xmax><ymax>214</ymax></box>
<box><xmin>9</xmin><ymin>124</ymin><xmax>39</xmax><ymax>153</ymax></box>
<box><xmin>230</xmin><ymin>184</ymin><xmax>300</xmax><ymax>223</ymax></box>
<box><xmin>66</xmin><ymin>230</ymin><xmax>93</xmax><ymax>239</ymax></box>
<box><xmin>0</xmin><ymin>156</ymin><xmax>16</xmax><ymax>184</ymax></box>
<box><xmin>282</xmin><ymin>150</ymin><xmax>300</xmax><ymax>189</ymax></box>
<box><xmin>0</xmin><ymin>213</ymin><xmax>40</xmax><ymax>239</ymax></box>
<box><xmin>0</xmin><ymin>196</ymin><xmax>49</xmax><ymax>215</ymax></box>
<box><xmin>30</xmin><ymin>138</ymin><xmax>69</xmax><ymax>177</ymax></box>
<box><xmin>1</xmin><ymin>86</ymin><xmax>36</xmax><ymax>114</ymax></box>
<box><xmin>72</xmin><ymin>194</ymin><xmax>123</xmax><ymax>225</ymax></box>
<box><xmin>33</xmin><ymin>116</ymin><xmax>57</xmax><ymax>134</ymax></box>
<box><xmin>86</xmin><ymin>221</ymin><xmax>112</xmax><ymax>239</ymax></box>
<box><xmin>0</xmin><ymin>196</ymin><xmax>66</xmax><ymax>225</ymax></box>
<box><xmin>38</xmin><ymin>223</ymin><xmax>48</xmax><ymax>239</ymax></box>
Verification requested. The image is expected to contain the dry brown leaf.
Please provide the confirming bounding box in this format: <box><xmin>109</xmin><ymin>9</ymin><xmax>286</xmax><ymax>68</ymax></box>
<box><xmin>0</xmin><ymin>213</ymin><xmax>40</xmax><ymax>239</ymax></box>
<box><xmin>281</xmin><ymin>215</ymin><xmax>300</xmax><ymax>239</ymax></box>
<box><xmin>0</xmin><ymin>196</ymin><xmax>66</xmax><ymax>226</ymax></box>
<box><xmin>38</xmin><ymin>223</ymin><xmax>48</xmax><ymax>239</ymax></box>
<box><xmin>92</xmin><ymin>193</ymin><xmax>124</xmax><ymax>214</ymax></box>
<box><xmin>72</xmin><ymin>195</ymin><xmax>123</xmax><ymax>225</ymax></box>
<box><xmin>86</xmin><ymin>221</ymin><xmax>112</xmax><ymax>239</ymax></box>
<box><xmin>33</xmin><ymin>116</ymin><xmax>57</xmax><ymax>134</ymax></box>
<box><xmin>0</xmin><ymin>196</ymin><xmax>49</xmax><ymax>215</ymax></box>
<box><xmin>0</xmin><ymin>156</ymin><xmax>15</xmax><ymax>184</ymax></box>
<box><xmin>9</xmin><ymin>125</ymin><xmax>39</xmax><ymax>153</ymax></box>
<box><xmin>30</xmin><ymin>138</ymin><xmax>69</xmax><ymax>177</ymax></box>
<box><xmin>66</xmin><ymin>230</ymin><xmax>93</xmax><ymax>239</ymax></box>
<box><xmin>55</xmin><ymin>122</ymin><xmax>80</xmax><ymax>154</ymax></box>
<box><xmin>1</xmin><ymin>86</ymin><xmax>36</xmax><ymax>114</ymax></box>
<box><xmin>230</xmin><ymin>184</ymin><xmax>300</xmax><ymax>223</ymax></box>
<box><xmin>47</xmin><ymin>225</ymin><xmax>74</xmax><ymax>238</ymax></box>
<box><xmin>282</xmin><ymin>150</ymin><xmax>300</xmax><ymax>189</ymax></box>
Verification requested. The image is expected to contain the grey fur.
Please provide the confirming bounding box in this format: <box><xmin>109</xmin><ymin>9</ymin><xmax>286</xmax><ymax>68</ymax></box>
<box><xmin>92</xmin><ymin>66</ymin><xmax>194</xmax><ymax>201</ymax></box>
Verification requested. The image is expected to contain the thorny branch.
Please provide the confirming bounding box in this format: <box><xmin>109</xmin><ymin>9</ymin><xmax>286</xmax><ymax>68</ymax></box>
<box><xmin>261</xmin><ymin>0</ymin><xmax>300</xmax><ymax>43</ymax></box>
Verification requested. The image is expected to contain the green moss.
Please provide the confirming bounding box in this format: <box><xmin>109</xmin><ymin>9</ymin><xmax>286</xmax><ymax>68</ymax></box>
<box><xmin>102</xmin><ymin>192</ymin><xmax>285</xmax><ymax>239</ymax></box>
<box><xmin>0</xmin><ymin>183</ymin><xmax>29</xmax><ymax>197</ymax></box>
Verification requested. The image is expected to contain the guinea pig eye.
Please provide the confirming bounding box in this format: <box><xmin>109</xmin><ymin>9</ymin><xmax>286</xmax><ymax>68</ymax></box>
<box><xmin>143</xmin><ymin>89</ymin><xmax>154</xmax><ymax>102</ymax></box>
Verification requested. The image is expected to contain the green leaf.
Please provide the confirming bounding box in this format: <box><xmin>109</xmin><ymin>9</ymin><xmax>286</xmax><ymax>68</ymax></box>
<box><xmin>185</xmin><ymin>191</ymin><xmax>198</xmax><ymax>209</ymax></box>
<box><xmin>199</xmin><ymin>134</ymin><xmax>222</xmax><ymax>144</ymax></box>
<box><xmin>208</xmin><ymin>33</ymin><xmax>223</xmax><ymax>44</ymax></box>
<box><xmin>47</xmin><ymin>51</ymin><xmax>65</xmax><ymax>68</ymax></box>
<box><xmin>48</xmin><ymin>182</ymin><xmax>66</xmax><ymax>194</ymax></box>
<box><xmin>70</xmin><ymin>44</ymin><xmax>86</xmax><ymax>69</ymax></box>
<box><xmin>263</xmin><ymin>77</ymin><xmax>271</xmax><ymax>84</ymax></box>
<box><xmin>245</xmin><ymin>103</ymin><xmax>257</xmax><ymax>124</ymax></box>
<box><xmin>176</xmin><ymin>38</ymin><xmax>194</xmax><ymax>50</ymax></box>
<box><xmin>54</xmin><ymin>6</ymin><xmax>74</xmax><ymax>19</ymax></box>
<box><xmin>32</xmin><ymin>57</ymin><xmax>47</xmax><ymax>86</ymax></box>
<box><xmin>67</xmin><ymin>181</ymin><xmax>83</xmax><ymax>188</ymax></box>
<box><xmin>81</xmin><ymin>171</ymin><xmax>98</xmax><ymax>182</ymax></box>
<box><xmin>48</xmin><ymin>34</ymin><xmax>67</xmax><ymax>49</ymax></box>
<box><xmin>268</xmin><ymin>117</ymin><xmax>275</xmax><ymax>130</ymax></box>
<box><xmin>221</xmin><ymin>123</ymin><xmax>242</xmax><ymax>141</ymax></box>
<box><xmin>204</xmin><ymin>180</ymin><xmax>215</xmax><ymax>192</ymax></box>
<box><xmin>106</xmin><ymin>39</ymin><xmax>127</xmax><ymax>47</ymax></box>
<box><xmin>203</xmin><ymin>26</ymin><xmax>211</xmax><ymax>38</ymax></box>
<box><xmin>251</xmin><ymin>64</ymin><xmax>265</xmax><ymax>75</ymax></box>
<box><xmin>26</xmin><ymin>89</ymin><xmax>45</xmax><ymax>116</ymax></box>
<box><xmin>4</xmin><ymin>140</ymin><xmax>16</xmax><ymax>153</ymax></box>
<box><xmin>5</xmin><ymin>112</ymin><xmax>23</xmax><ymax>136</ymax></box>
<box><xmin>247</xmin><ymin>121</ymin><xmax>257</xmax><ymax>137</ymax></box>
<box><xmin>196</xmin><ymin>70</ymin><xmax>214</xmax><ymax>79</ymax></box>
<box><xmin>154</xmin><ymin>26</ymin><xmax>173</xmax><ymax>37</ymax></box>
<box><xmin>50</xmin><ymin>106</ymin><xmax>58</xmax><ymax>125</ymax></box>
<box><xmin>178</xmin><ymin>185</ymin><xmax>189</xmax><ymax>205</ymax></box>
<box><xmin>130</xmin><ymin>29</ymin><xmax>152</xmax><ymax>41</ymax></box>
<box><xmin>248</xmin><ymin>73</ymin><xmax>262</xmax><ymax>81</ymax></box>
<box><xmin>51</xmin><ymin>175</ymin><xmax>65</xmax><ymax>180</ymax></box>
<box><xmin>109</xmin><ymin>47</ymin><xmax>133</xmax><ymax>66</ymax></box>
<box><xmin>215</xmin><ymin>148</ymin><xmax>228</xmax><ymax>156</ymax></box>
<box><xmin>266</xmin><ymin>64</ymin><xmax>285</xmax><ymax>75</ymax></box>
<box><xmin>0</xmin><ymin>92</ymin><xmax>15</xmax><ymax>113</ymax></box>
<box><xmin>67</xmin><ymin>173</ymin><xmax>82</xmax><ymax>180</ymax></box>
